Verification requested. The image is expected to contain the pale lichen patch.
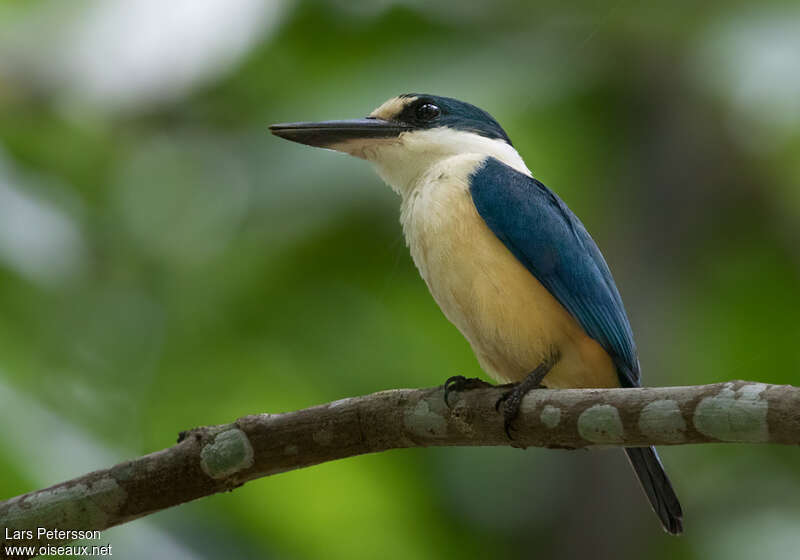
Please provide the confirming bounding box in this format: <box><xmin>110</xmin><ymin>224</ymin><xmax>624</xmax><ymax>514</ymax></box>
<box><xmin>7</xmin><ymin>477</ymin><xmax>126</xmax><ymax>544</ymax></box>
<box><xmin>200</xmin><ymin>428</ymin><xmax>255</xmax><ymax>479</ymax></box>
<box><xmin>578</xmin><ymin>404</ymin><xmax>624</xmax><ymax>444</ymax></box>
<box><xmin>110</xmin><ymin>462</ymin><xmax>135</xmax><ymax>482</ymax></box>
<box><xmin>639</xmin><ymin>400</ymin><xmax>686</xmax><ymax>443</ymax></box>
<box><xmin>540</xmin><ymin>405</ymin><xmax>561</xmax><ymax>428</ymax></box>
<box><xmin>403</xmin><ymin>398</ymin><xmax>447</xmax><ymax>438</ymax></box>
<box><xmin>519</xmin><ymin>390</ymin><xmax>550</xmax><ymax>414</ymax></box>
<box><xmin>694</xmin><ymin>383</ymin><xmax>769</xmax><ymax>442</ymax></box>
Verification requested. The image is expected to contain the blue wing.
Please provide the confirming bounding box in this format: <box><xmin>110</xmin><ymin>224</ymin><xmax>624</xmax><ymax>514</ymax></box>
<box><xmin>469</xmin><ymin>157</ymin><xmax>640</xmax><ymax>387</ymax></box>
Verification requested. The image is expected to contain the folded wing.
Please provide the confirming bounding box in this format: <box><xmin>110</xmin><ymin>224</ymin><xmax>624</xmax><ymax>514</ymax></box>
<box><xmin>469</xmin><ymin>157</ymin><xmax>640</xmax><ymax>387</ymax></box>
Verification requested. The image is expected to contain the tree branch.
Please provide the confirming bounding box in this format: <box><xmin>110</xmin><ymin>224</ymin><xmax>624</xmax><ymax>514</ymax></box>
<box><xmin>2</xmin><ymin>380</ymin><xmax>798</xmax><ymax>557</ymax></box>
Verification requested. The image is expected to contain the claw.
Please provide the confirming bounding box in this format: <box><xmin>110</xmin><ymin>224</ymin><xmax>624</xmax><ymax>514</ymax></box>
<box><xmin>443</xmin><ymin>375</ymin><xmax>492</xmax><ymax>407</ymax></box>
<box><xmin>504</xmin><ymin>420</ymin><xmax>515</xmax><ymax>440</ymax></box>
<box><xmin>443</xmin><ymin>375</ymin><xmax>467</xmax><ymax>407</ymax></box>
<box><xmin>495</xmin><ymin>390</ymin><xmax>512</xmax><ymax>412</ymax></box>
<box><xmin>494</xmin><ymin>359</ymin><xmax>554</xmax><ymax>440</ymax></box>
<box><xmin>496</xmin><ymin>390</ymin><xmax>519</xmax><ymax>439</ymax></box>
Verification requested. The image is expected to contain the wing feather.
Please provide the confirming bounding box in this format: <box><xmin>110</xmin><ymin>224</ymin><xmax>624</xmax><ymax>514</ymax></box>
<box><xmin>469</xmin><ymin>157</ymin><xmax>640</xmax><ymax>387</ymax></box>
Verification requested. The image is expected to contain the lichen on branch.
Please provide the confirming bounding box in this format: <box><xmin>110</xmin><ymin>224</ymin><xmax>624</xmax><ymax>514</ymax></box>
<box><xmin>1</xmin><ymin>380</ymin><xmax>798</xmax><ymax>559</ymax></box>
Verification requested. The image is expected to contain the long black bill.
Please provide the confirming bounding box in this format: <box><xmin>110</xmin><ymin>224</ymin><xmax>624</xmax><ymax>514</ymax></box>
<box><xmin>269</xmin><ymin>118</ymin><xmax>408</xmax><ymax>148</ymax></box>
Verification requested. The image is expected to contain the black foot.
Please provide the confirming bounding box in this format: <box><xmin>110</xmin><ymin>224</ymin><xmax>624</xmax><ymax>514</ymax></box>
<box><xmin>495</xmin><ymin>359</ymin><xmax>555</xmax><ymax>439</ymax></box>
<box><xmin>443</xmin><ymin>375</ymin><xmax>492</xmax><ymax>407</ymax></box>
<box><xmin>495</xmin><ymin>382</ymin><xmax>545</xmax><ymax>439</ymax></box>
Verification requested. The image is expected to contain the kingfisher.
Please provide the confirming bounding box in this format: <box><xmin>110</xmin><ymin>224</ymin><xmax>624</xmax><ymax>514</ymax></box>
<box><xmin>270</xmin><ymin>93</ymin><xmax>683</xmax><ymax>534</ymax></box>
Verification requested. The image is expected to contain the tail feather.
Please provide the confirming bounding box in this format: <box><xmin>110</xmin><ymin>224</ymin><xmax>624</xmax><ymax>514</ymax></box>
<box><xmin>624</xmin><ymin>446</ymin><xmax>683</xmax><ymax>534</ymax></box>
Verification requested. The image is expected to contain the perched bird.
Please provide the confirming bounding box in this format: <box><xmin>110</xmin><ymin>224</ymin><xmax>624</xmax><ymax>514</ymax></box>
<box><xmin>270</xmin><ymin>93</ymin><xmax>683</xmax><ymax>534</ymax></box>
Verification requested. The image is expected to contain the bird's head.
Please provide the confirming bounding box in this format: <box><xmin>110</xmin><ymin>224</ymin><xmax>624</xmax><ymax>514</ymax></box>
<box><xmin>270</xmin><ymin>94</ymin><xmax>529</xmax><ymax>194</ymax></box>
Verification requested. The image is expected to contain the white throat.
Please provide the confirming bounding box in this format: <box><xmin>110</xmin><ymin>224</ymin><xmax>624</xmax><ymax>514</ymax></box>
<box><xmin>333</xmin><ymin>127</ymin><xmax>532</xmax><ymax>198</ymax></box>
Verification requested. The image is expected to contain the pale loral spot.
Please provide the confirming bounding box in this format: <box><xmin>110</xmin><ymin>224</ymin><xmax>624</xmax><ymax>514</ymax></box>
<box><xmin>403</xmin><ymin>398</ymin><xmax>447</xmax><ymax>437</ymax></box>
<box><xmin>694</xmin><ymin>383</ymin><xmax>769</xmax><ymax>442</ymax></box>
<box><xmin>200</xmin><ymin>428</ymin><xmax>255</xmax><ymax>479</ymax></box>
<box><xmin>578</xmin><ymin>404</ymin><xmax>624</xmax><ymax>444</ymax></box>
<box><xmin>639</xmin><ymin>400</ymin><xmax>686</xmax><ymax>443</ymax></box>
<box><xmin>370</xmin><ymin>96</ymin><xmax>416</xmax><ymax>120</ymax></box>
<box><xmin>540</xmin><ymin>405</ymin><xmax>561</xmax><ymax>428</ymax></box>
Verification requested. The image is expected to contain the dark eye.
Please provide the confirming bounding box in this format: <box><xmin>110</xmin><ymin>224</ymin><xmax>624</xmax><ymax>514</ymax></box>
<box><xmin>415</xmin><ymin>103</ymin><xmax>440</xmax><ymax>121</ymax></box>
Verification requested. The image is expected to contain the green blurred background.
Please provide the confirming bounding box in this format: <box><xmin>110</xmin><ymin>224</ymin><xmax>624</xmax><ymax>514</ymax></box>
<box><xmin>1</xmin><ymin>0</ymin><xmax>799</xmax><ymax>558</ymax></box>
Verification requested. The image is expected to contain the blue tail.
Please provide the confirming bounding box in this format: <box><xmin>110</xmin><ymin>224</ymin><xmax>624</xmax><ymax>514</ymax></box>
<box><xmin>625</xmin><ymin>447</ymin><xmax>683</xmax><ymax>534</ymax></box>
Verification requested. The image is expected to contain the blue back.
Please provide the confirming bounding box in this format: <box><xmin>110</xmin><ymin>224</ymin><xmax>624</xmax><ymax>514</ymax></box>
<box><xmin>469</xmin><ymin>157</ymin><xmax>640</xmax><ymax>387</ymax></box>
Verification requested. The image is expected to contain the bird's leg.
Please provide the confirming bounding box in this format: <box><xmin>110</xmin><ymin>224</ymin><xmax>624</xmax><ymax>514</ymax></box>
<box><xmin>495</xmin><ymin>353</ymin><xmax>558</xmax><ymax>438</ymax></box>
<box><xmin>443</xmin><ymin>375</ymin><xmax>494</xmax><ymax>407</ymax></box>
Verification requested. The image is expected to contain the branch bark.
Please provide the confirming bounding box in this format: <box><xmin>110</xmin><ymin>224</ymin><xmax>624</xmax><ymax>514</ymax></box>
<box><xmin>2</xmin><ymin>380</ymin><xmax>799</xmax><ymax>558</ymax></box>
